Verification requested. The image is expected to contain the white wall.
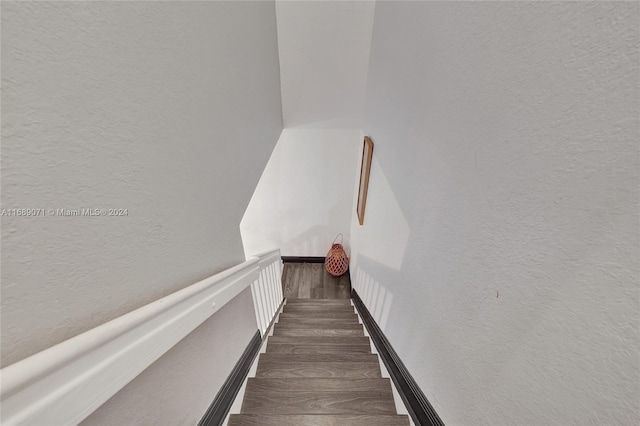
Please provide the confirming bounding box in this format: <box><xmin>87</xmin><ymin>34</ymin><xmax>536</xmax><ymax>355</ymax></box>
<box><xmin>81</xmin><ymin>287</ymin><xmax>257</xmax><ymax>426</ymax></box>
<box><xmin>241</xmin><ymin>129</ymin><xmax>361</xmax><ymax>257</ymax></box>
<box><xmin>350</xmin><ymin>2</ymin><xmax>639</xmax><ymax>425</ymax></box>
<box><xmin>240</xmin><ymin>2</ymin><xmax>375</xmax><ymax>258</ymax></box>
<box><xmin>1</xmin><ymin>1</ymin><xmax>282</xmax><ymax>423</ymax></box>
<box><xmin>276</xmin><ymin>0</ymin><xmax>375</xmax><ymax>128</ymax></box>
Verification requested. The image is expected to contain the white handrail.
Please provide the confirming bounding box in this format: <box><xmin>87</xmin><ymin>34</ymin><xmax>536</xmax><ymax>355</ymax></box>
<box><xmin>0</xmin><ymin>249</ymin><xmax>283</xmax><ymax>426</ymax></box>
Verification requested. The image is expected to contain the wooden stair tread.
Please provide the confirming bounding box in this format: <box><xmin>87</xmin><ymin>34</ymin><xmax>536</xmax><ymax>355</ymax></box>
<box><xmin>273</xmin><ymin>328</ymin><xmax>364</xmax><ymax>337</ymax></box>
<box><xmin>257</xmin><ymin>353</ymin><xmax>378</xmax><ymax>364</ymax></box>
<box><xmin>286</xmin><ymin>299</ymin><xmax>352</xmax><ymax>305</ymax></box>
<box><xmin>245</xmin><ymin>378</ymin><xmax>392</xmax><ymax>393</ymax></box>
<box><xmin>283</xmin><ymin>305</ymin><xmax>355</xmax><ymax>313</ymax></box>
<box><xmin>276</xmin><ymin>321</ymin><xmax>362</xmax><ymax>329</ymax></box>
<box><xmin>279</xmin><ymin>312</ymin><xmax>359</xmax><ymax>320</ymax></box>
<box><xmin>276</xmin><ymin>317</ymin><xmax>360</xmax><ymax>326</ymax></box>
<box><xmin>256</xmin><ymin>360</ymin><xmax>381</xmax><ymax>378</ymax></box>
<box><xmin>240</xmin><ymin>390</ymin><xmax>396</xmax><ymax>415</ymax></box>
<box><xmin>267</xmin><ymin>336</ymin><xmax>370</xmax><ymax>346</ymax></box>
<box><xmin>266</xmin><ymin>343</ymin><xmax>372</xmax><ymax>354</ymax></box>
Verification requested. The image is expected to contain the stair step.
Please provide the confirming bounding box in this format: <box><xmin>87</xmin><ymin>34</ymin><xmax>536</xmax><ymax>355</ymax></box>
<box><xmin>277</xmin><ymin>317</ymin><xmax>360</xmax><ymax>326</ymax></box>
<box><xmin>240</xmin><ymin>389</ymin><xmax>395</xmax><ymax>415</ymax></box>
<box><xmin>286</xmin><ymin>299</ymin><xmax>352</xmax><ymax>305</ymax></box>
<box><xmin>257</xmin><ymin>353</ymin><xmax>378</xmax><ymax>364</ymax></box>
<box><xmin>256</xmin><ymin>360</ymin><xmax>381</xmax><ymax>378</ymax></box>
<box><xmin>267</xmin><ymin>336</ymin><xmax>370</xmax><ymax>346</ymax></box>
<box><xmin>273</xmin><ymin>328</ymin><xmax>364</xmax><ymax>338</ymax></box>
<box><xmin>279</xmin><ymin>312</ymin><xmax>359</xmax><ymax>321</ymax></box>
<box><xmin>276</xmin><ymin>321</ymin><xmax>361</xmax><ymax>330</ymax></box>
<box><xmin>266</xmin><ymin>343</ymin><xmax>372</xmax><ymax>354</ymax></box>
<box><xmin>283</xmin><ymin>305</ymin><xmax>355</xmax><ymax>314</ymax></box>
<box><xmin>228</xmin><ymin>414</ymin><xmax>410</xmax><ymax>426</ymax></box>
<box><xmin>245</xmin><ymin>378</ymin><xmax>392</xmax><ymax>393</ymax></box>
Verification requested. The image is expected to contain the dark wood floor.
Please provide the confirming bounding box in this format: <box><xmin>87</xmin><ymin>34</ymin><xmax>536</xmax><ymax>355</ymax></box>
<box><xmin>282</xmin><ymin>263</ymin><xmax>350</xmax><ymax>300</ymax></box>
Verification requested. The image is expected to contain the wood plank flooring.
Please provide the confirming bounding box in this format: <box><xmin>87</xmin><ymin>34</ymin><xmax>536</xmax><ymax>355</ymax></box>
<box><xmin>228</xmin><ymin>297</ymin><xmax>409</xmax><ymax>425</ymax></box>
<box><xmin>282</xmin><ymin>263</ymin><xmax>350</xmax><ymax>300</ymax></box>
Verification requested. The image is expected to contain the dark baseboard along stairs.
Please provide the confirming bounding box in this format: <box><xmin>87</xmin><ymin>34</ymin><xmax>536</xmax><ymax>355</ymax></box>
<box><xmin>228</xmin><ymin>299</ymin><xmax>409</xmax><ymax>425</ymax></box>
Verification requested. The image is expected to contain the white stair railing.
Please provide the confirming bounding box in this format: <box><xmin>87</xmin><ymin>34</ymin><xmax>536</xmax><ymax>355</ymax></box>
<box><xmin>0</xmin><ymin>249</ymin><xmax>284</xmax><ymax>426</ymax></box>
<box><xmin>250</xmin><ymin>249</ymin><xmax>284</xmax><ymax>336</ymax></box>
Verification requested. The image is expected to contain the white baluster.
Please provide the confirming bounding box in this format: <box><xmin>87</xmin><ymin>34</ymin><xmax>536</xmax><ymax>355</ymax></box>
<box><xmin>262</xmin><ymin>269</ymin><xmax>274</xmax><ymax>326</ymax></box>
<box><xmin>276</xmin><ymin>259</ymin><xmax>284</xmax><ymax>301</ymax></box>
<box><xmin>267</xmin><ymin>263</ymin><xmax>276</xmax><ymax>318</ymax></box>
<box><xmin>250</xmin><ymin>281</ymin><xmax>266</xmax><ymax>336</ymax></box>
<box><xmin>258</xmin><ymin>271</ymin><xmax>270</xmax><ymax>334</ymax></box>
<box><xmin>249</xmin><ymin>250</ymin><xmax>284</xmax><ymax>337</ymax></box>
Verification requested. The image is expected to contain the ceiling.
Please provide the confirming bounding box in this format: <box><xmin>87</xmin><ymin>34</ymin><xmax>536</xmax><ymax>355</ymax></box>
<box><xmin>275</xmin><ymin>1</ymin><xmax>376</xmax><ymax>129</ymax></box>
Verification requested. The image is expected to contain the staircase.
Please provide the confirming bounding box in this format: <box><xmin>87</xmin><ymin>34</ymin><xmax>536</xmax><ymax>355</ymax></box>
<box><xmin>228</xmin><ymin>299</ymin><xmax>409</xmax><ymax>425</ymax></box>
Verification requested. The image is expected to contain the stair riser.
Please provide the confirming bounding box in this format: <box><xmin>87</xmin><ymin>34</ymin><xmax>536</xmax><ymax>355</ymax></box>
<box><xmin>256</xmin><ymin>361</ymin><xmax>381</xmax><ymax>379</ymax></box>
<box><xmin>267</xmin><ymin>336</ymin><xmax>370</xmax><ymax>345</ymax></box>
<box><xmin>277</xmin><ymin>318</ymin><xmax>360</xmax><ymax>326</ymax></box>
<box><xmin>279</xmin><ymin>313</ymin><xmax>359</xmax><ymax>321</ymax></box>
<box><xmin>241</xmin><ymin>392</ymin><xmax>396</xmax><ymax>415</ymax></box>
<box><xmin>245</xmin><ymin>378</ymin><xmax>392</xmax><ymax>393</ymax></box>
<box><xmin>275</xmin><ymin>322</ymin><xmax>362</xmax><ymax>330</ymax></box>
<box><xmin>273</xmin><ymin>329</ymin><xmax>364</xmax><ymax>338</ymax></box>
<box><xmin>283</xmin><ymin>307</ymin><xmax>355</xmax><ymax>314</ymax></box>
<box><xmin>286</xmin><ymin>299</ymin><xmax>352</xmax><ymax>305</ymax></box>
<box><xmin>257</xmin><ymin>354</ymin><xmax>378</xmax><ymax>364</ymax></box>
<box><xmin>266</xmin><ymin>344</ymin><xmax>372</xmax><ymax>354</ymax></box>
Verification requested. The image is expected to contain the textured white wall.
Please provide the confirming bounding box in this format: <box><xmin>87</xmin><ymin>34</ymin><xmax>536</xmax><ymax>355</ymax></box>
<box><xmin>350</xmin><ymin>2</ymin><xmax>639</xmax><ymax>425</ymax></box>
<box><xmin>1</xmin><ymin>1</ymin><xmax>282</xmax><ymax>422</ymax></box>
<box><xmin>276</xmin><ymin>0</ymin><xmax>375</xmax><ymax>128</ymax></box>
<box><xmin>239</xmin><ymin>1</ymin><xmax>374</xmax><ymax>258</ymax></box>
<box><xmin>81</xmin><ymin>287</ymin><xmax>257</xmax><ymax>426</ymax></box>
<box><xmin>241</xmin><ymin>129</ymin><xmax>361</xmax><ymax>257</ymax></box>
